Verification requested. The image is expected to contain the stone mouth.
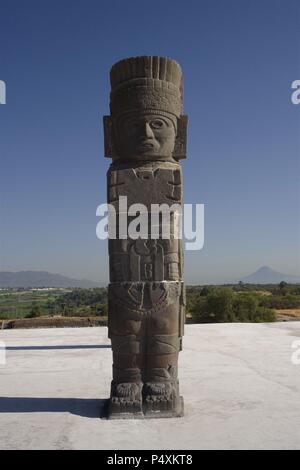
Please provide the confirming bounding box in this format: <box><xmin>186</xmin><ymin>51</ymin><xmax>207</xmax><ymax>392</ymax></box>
<box><xmin>138</xmin><ymin>142</ymin><xmax>155</xmax><ymax>151</ymax></box>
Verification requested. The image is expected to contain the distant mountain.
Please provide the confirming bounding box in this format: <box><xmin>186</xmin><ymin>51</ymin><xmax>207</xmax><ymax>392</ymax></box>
<box><xmin>0</xmin><ymin>271</ymin><xmax>102</xmax><ymax>288</ymax></box>
<box><xmin>231</xmin><ymin>266</ymin><xmax>300</xmax><ymax>284</ymax></box>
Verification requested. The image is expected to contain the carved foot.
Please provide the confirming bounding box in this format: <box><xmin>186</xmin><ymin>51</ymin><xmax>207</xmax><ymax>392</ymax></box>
<box><xmin>108</xmin><ymin>382</ymin><xmax>143</xmax><ymax>418</ymax></box>
<box><xmin>143</xmin><ymin>382</ymin><xmax>183</xmax><ymax>417</ymax></box>
<box><xmin>144</xmin><ymin>382</ymin><xmax>174</xmax><ymax>401</ymax></box>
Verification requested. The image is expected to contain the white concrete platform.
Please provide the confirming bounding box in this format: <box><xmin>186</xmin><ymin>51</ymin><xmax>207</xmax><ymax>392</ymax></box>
<box><xmin>0</xmin><ymin>323</ymin><xmax>300</xmax><ymax>450</ymax></box>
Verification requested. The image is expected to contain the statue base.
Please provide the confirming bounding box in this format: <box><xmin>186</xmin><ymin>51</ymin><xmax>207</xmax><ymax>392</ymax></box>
<box><xmin>106</xmin><ymin>396</ymin><xmax>184</xmax><ymax>420</ymax></box>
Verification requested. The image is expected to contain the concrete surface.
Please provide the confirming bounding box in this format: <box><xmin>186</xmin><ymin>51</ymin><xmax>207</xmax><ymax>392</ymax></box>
<box><xmin>0</xmin><ymin>322</ymin><xmax>300</xmax><ymax>450</ymax></box>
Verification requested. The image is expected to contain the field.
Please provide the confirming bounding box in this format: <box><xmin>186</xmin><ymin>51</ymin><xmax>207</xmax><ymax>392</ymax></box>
<box><xmin>0</xmin><ymin>287</ymin><xmax>108</xmax><ymax>327</ymax></box>
<box><xmin>275</xmin><ymin>309</ymin><xmax>300</xmax><ymax>321</ymax></box>
<box><xmin>0</xmin><ymin>288</ymin><xmax>70</xmax><ymax>319</ymax></box>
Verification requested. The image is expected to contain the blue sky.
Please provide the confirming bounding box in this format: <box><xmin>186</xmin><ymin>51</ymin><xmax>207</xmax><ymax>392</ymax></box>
<box><xmin>0</xmin><ymin>0</ymin><xmax>299</xmax><ymax>284</ymax></box>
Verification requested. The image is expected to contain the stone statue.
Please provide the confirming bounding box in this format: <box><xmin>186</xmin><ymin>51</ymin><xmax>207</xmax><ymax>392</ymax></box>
<box><xmin>103</xmin><ymin>56</ymin><xmax>187</xmax><ymax>418</ymax></box>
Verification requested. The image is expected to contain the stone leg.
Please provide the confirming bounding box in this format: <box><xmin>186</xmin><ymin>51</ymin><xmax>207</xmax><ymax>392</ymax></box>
<box><xmin>108</xmin><ymin>334</ymin><xmax>144</xmax><ymax>418</ymax></box>
<box><xmin>142</xmin><ymin>336</ymin><xmax>183</xmax><ymax>417</ymax></box>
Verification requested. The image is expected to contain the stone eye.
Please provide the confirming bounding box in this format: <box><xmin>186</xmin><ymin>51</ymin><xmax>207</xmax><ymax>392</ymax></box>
<box><xmin>125</xmin><ymin>120</ymin><xmax>140</xmax><ymax>135</ymax></box>
<box><xmin>131</xmin><ymin>121</ymin><xmax>140</xmax><ymax>129</ymax></box>
<box><xmin>150</xmin><ymin>119</ymin><xmax>165</xmax><ymax>129</ymax></box>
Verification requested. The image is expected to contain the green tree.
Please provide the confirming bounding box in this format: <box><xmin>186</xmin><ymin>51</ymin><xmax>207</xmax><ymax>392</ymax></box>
<box><xmin>206</xmin><ymin>288</ymin><xmax>235</xmax><ymax>322</ymax></box>
<box><xmin>26</xmin><ymin>302</ymin><xmax>42</xmax><ymax>318</ymax></box>
<box><xmin>278</xmin><ymin>281</ymin><xmax>288</xmax><ymax>296</ymax></box>
<box><xmin>279</xmin><ymin>281</ymin><xmax>288</xmax><ymax>290</ymax></box>
<box><xmin>200</xmin><ymin>286</ymin><xmax>214</xmax><ymax>296</ymax></box>
<box><xmin>233</xmin><ymin>293</ymin><xmax>259</xmax><ymax>322</ymax></box>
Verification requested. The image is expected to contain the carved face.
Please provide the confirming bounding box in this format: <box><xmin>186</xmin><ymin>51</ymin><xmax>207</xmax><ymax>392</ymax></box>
<box><xmin>115</xmin><ymin>112</ymin><xmax>177</xmax><ymax>160</ymax></box>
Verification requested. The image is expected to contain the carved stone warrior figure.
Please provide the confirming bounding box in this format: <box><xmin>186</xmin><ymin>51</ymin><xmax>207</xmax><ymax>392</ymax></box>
<box><xmin>103</xmin><ymin>56</ymin><xmax>188</xmax><ymax>418</ymax></box>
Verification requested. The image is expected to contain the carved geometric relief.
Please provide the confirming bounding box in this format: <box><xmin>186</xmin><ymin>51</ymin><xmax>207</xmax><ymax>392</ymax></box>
<box><xmin>103</xmin><ymin>115</ymin><xmax>114</xmax><ymax>158</ymax></box>
<box><xmin>108</xmin><ymin>281</ymin><xmax>183</xmax><ymax>333</ymax></box>
<box><xmin>107</xmin><ymin>164</ymin><xmax>182</xmax><ymax>208</ymax></box>
<box><xmin>173</xmin><ymin>115</ymin><xmax>188</xmax><ymax>160</ymax></box>
<box><xmin>109</xmin><ymin>238</ymin><xmax>182</xmax><ymax>282</ymax></box>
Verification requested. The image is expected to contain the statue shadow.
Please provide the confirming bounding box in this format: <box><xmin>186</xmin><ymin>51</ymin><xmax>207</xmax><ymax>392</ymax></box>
<box><xmin>5</xmin><ymin>345</ymin><xmax>111</xmax><ymax>351</ymax></box>
<box><xmin>0</xmin><ymin>397</ymin><xmax>109</xmax><ymax>418</ymax></box>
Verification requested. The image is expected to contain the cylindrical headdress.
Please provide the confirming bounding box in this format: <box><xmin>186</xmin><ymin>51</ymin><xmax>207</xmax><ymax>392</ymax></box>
<box><xmin>109</xmin><ymin>56</ymin><xmax>183</xmax><ymax>119</ymax></box>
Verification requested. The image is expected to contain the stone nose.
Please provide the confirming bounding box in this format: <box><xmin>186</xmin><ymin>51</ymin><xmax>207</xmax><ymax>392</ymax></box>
<box><xmin>139</xmin><ymin>121</ymin><xmax>154</xmax><ymax>139</ymax></box>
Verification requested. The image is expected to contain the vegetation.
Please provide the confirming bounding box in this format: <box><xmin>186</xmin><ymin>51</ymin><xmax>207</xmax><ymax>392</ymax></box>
<box><xmin>0</xmin><ymin>288</ymin><xmax>63</xmax><ymax>319</ymax></box>
<box><xmin>0</xmin><ymin>288</ymin><xmax>107</xmax><ymax>319</ymax></box>
<box><xmin>1</xmin><ymin>282</ymin><xmax>300</xmax><ymax>324</ymax></box>
<box><xmin>187</xmin><ymin>287</ymin><xmax>276</xmax><ymax>323</ymax></box>
<box><xmin>47</xmin><ymin>288</ymin><xmax>107</xmax><ymax>317</ymax></box>
<box><xmin>26</xmin><ymin>302</ymin><xmax>43</xmax><ymax>318</ymax></box>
